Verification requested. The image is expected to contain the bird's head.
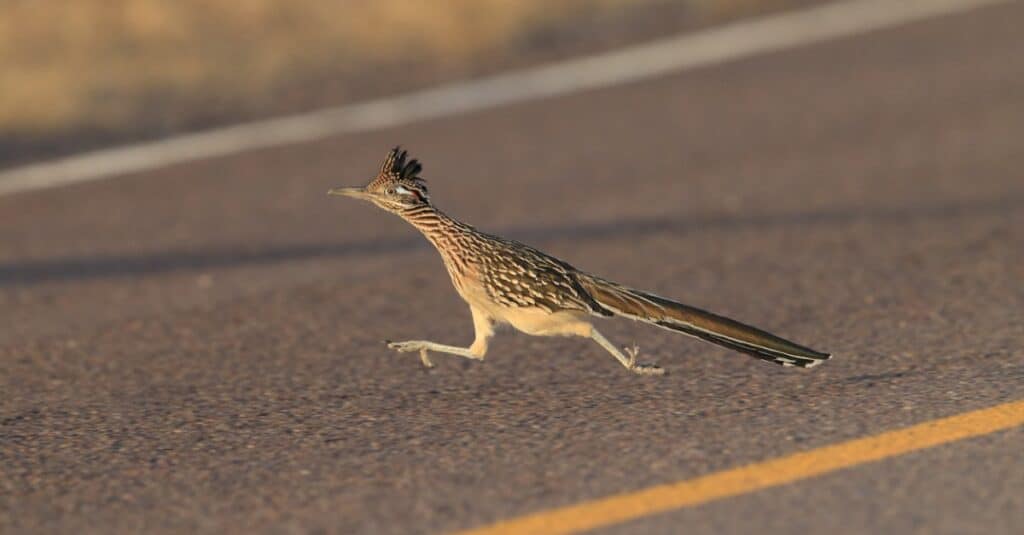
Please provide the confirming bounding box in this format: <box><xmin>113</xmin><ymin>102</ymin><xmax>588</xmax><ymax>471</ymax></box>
<box><xmin>329</xmin><ymin>146</ymin><xmax>430</xmax><ymax>212</ymax></box>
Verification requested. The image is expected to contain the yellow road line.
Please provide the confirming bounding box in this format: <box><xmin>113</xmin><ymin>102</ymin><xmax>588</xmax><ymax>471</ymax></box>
<box><xmin>455</xmin><ymin>400</ymin><xmax>1024</xmax><ymax>535</ymax></box>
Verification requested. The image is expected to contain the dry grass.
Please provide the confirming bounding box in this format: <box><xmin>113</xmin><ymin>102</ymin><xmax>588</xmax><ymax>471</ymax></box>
<box><xmin>0</xmin><ymin>0</ymin><xmax>787</xmax><ymax>137</ymax></box>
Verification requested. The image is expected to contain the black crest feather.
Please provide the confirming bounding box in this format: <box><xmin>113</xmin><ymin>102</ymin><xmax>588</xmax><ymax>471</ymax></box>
<box><xmin>382</xmin><ymin>146</ymin><xmax>423</xmax><ymax>180</ymax></box>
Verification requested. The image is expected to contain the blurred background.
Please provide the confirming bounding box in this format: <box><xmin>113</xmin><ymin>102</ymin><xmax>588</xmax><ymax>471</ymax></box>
<box><xmin>0</xmin><ymin>0</ymin><xmax>822</xmax><ymax>167</ymax></box>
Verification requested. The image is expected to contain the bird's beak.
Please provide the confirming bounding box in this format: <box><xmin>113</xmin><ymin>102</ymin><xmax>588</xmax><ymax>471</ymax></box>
<box><xmin>327</xmin><ymin>186</ymin><xmax>370</xmax><ymax>199</ymax></box>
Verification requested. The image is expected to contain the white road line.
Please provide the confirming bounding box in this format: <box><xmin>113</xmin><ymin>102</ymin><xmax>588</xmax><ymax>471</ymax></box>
<box><xmin>0</xmin><ymin>0</ymin><xmax>1011</xmax><ymax>197</ymax></box>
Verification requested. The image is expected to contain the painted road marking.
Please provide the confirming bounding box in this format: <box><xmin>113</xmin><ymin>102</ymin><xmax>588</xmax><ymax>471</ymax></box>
<box><xmin>454</xmin><ymin>399</ymin><xmax>1024</xmax><ymax>535</ymax></box>
<box><xmin>0</xmin><ymin>0</ymin><xmax>1013</xmax><ymax>197</ymax></box>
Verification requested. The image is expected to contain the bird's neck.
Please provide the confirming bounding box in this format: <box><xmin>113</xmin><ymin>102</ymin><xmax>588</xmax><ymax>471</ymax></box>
<box><xmin>397</xmin><ymin>204</ymin><xmax>473</xmax><ymax>243</ymax></box>
<box><xmin>396</xmin><ymin>204</ymin><xmax>476</xmax><ymax>273</ymax></box>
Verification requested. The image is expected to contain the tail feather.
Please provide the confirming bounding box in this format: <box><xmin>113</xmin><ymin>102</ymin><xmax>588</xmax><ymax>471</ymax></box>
<box><xmin>578</xmin><ymin>275</ymin><xmax>831</xmax><ymax>368</ymax></box>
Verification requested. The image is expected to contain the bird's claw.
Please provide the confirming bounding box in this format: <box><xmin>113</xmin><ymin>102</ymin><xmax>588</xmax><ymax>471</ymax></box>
<box><xmin>624</xmin><ymin>344</ymin><xmax>640</xmax><ymax>367</ymax></box>
<box><xmin>624</xmin><ymin>344</ymin><xmax>665</xmax><ymax>376</ymax></box>
<box><xmin>385</xmin><ymin>340</ymin><xmax>434</xmax><ymax>368</ymax></box>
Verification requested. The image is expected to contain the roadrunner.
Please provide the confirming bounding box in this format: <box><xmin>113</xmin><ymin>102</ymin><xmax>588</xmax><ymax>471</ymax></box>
<box><xmin>329</xmin><ymin>147</ymin><xmax>831</xmax><ymax>375</ymax></box>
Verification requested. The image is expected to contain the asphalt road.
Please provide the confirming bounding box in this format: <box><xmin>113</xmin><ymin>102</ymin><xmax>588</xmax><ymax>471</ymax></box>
<box><xmin>2</xmin><ymin>2</ymin><xmax>1023</xmax><ymax>534</ymax></box>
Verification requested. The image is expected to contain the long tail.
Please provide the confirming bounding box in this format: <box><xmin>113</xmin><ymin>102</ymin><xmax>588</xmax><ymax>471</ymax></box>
<box><xmin>578</xmin><ymin>275</ymin><xmax>831</xmax><ymax>368</ymax></box>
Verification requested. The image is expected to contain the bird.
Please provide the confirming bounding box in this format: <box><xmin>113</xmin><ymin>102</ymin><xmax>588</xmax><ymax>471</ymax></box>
<box><xmin>329</xmin><ymin>147</ymin><xmax>831</xmax><ymax>375</ymax></box>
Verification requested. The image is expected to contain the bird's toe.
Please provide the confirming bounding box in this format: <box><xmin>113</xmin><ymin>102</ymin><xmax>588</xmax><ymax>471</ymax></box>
<box><xmin>632</xmin><ymin>363</ymin><xmax>666</xmax><ymax>376</ymax></box>
<box><xmin>387</xmin><ymin>340</ymin><xmax>421</xmax><ymax>352</ymax></box>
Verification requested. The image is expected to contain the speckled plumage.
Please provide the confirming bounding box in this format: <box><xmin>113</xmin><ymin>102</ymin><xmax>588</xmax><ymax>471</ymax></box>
<box><xmin>329</xmin><ymin>147</ymin><xmax>831</xmax><ymax>374</ymax></box>
<box><xmin>408</xmin><ymin>207</ymin><xmax>610</xmax><ymax>315</ymax></box>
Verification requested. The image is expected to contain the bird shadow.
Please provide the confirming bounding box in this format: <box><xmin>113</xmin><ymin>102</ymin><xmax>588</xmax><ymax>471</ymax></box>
<box><xmin>2</xmin><ymin>194</ymin><xmax>1021</xmax><ymax>287</ymax></box>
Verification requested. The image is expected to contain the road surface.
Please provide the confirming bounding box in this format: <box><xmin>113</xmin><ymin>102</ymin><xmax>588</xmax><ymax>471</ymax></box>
<box><xmin>2</xmin><ymin>2</ymin><xmax>1023</xmax><ymax>533</ymax></box>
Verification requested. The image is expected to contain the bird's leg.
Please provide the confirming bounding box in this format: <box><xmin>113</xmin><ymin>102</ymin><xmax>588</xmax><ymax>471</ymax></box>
<box><xmin>387</xmin><ymin>306</ymin><xmax>494</xmax><ymax>368</ymax></box>
<box><xmin>589</xmin><ymin>328</ymin><xmax>665</xmax><ymax>376</ymax></box>
<box><xmin>386</xmin><ymin>340</ymin><xmax>476</xmax><ymax>368</ymax></box>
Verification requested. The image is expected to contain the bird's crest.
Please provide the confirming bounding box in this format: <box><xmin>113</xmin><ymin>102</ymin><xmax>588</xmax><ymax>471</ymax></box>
<box><xmin>380</xmin><ymin>146</ymin><xmax>423</xmax><ymax>181</ymax></box>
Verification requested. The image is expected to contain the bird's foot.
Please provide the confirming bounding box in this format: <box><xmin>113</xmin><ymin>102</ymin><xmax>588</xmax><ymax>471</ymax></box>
<box><xmin>385</xmin><ymin>340</ymin><xmax>435</xmax><ymax>368</ymax></box>
<box><xmin>624</xmin><ymin>344</ymin><xmax>665</xmax><ymax>376</ymax></box>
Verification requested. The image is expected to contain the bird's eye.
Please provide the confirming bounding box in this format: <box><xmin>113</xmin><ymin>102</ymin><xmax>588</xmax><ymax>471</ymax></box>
<box><xmin>385</xmin><ymin>187</ymin><xmax>396</xmax><ymax>195</ymax></box>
